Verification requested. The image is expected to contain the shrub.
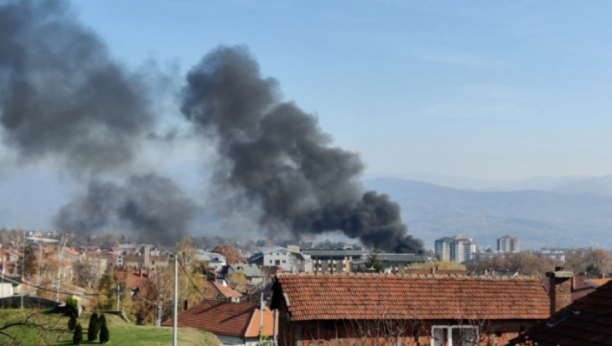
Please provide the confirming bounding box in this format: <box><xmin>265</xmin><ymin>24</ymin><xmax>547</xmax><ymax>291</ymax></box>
<box><xmin>73</xmin><ymin>323</ymin><xmax>83</xmax><ymax>345</ymax></box>
<box><xmin>66</xmin><ymin>297</ymin><xmax>79</xmax><ymax>316</ymax></box>
<box><xmin>99</xmin><ymin>314</ymin><xmax>110</xmax><ymax>344</ymax></box>
<box><xmin>88</xmin><ymin>313</ymin><xmax>100</xmax><ymax>341</ymax></box>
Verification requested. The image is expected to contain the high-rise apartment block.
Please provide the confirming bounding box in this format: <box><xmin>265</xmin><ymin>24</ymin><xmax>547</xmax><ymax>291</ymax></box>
<box><xmin>497</xmin><ymin>235</ymin><xmax>520</xmax><ymax>253</ymax></box>
<box><xmin>435</xmin><ymin>235</ymin><xmax>476</xmax><ymax>263</ymax></box>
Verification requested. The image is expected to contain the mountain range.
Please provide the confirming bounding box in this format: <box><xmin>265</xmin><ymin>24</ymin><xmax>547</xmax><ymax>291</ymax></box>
<box><xmin>364</xmin><ymin>176</ymin><xmax>612</xmax><ymax>250</ymax></box>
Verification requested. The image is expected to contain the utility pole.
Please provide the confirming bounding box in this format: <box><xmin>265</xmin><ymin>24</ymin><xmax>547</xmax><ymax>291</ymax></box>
<box><xmin>156</xmin><ymin>293</ymin><xmax>163</xmax><ymax>327</ymax></box>
<box><xmin>21</xmin><ymin>229</ymin><xmax>25</xmax><ymax>309</ymax></box>
<box><xmin>56</xmin><ymin>233</ymin><xmax>70</xmax><ymax>302</ymax></box>
<box><xmin>116</xmin><ymin>283</ymin><xmax>120</xmax><ymax>311</ymax></box>
<box><xmin>172</xmin><ymin>254</ymin><xmax>178</xmax><ymax>346</ymax></box>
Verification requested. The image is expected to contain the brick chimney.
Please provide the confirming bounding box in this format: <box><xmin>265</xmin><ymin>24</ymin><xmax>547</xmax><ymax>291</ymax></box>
<box><xmin>546</xmin><ymin>266</ymin><xmax>574</xmax><ymax>316</ymax></box>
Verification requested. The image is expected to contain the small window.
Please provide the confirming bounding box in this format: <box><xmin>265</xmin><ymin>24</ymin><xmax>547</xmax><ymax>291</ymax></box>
<box><xmin>282</xmin><ymin>260</ymin><xmax>286</xmax><ymax>263</ymax></box>
<box><xmin>432</xmin><ymin>326</ymin><xmax>478</xmax><ymax>346</ymax></box>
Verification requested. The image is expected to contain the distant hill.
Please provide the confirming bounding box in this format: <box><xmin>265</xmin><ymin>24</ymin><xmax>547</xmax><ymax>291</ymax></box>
<box><xmin>363</xmin><ymin>177</ymin><xmax>612</xmax><ymax>250</ymax></box>
<box><xmin>553</xmin><ymin>175</ymin><xmax>612</xmax><ymax>197</ymax></box>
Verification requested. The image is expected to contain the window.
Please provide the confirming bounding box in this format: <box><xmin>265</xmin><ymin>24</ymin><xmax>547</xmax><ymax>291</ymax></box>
<box><xmin>282</xmin><ymin>260</ymin><xmax>286</xmax><ymax>263</ymax></box>
<box><xmin>275</xmin><ymin>260</ymin><xmax>281</xmax><ymax>265</ymax></box>
<box><xmin>431</xmin><ymin>326</ymin><xmax>478</xmax><ymax>346</ymax></box>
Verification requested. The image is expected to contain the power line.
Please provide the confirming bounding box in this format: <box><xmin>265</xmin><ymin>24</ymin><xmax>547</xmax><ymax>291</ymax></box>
<box><xmin>177</xmin><ymin>256</ymin><xmax>206</xmax><ymax>299</ymax></box>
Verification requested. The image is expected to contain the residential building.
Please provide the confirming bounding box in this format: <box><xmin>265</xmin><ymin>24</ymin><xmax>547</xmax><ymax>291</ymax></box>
<box><xmin>497</xmin><ymin>235</ymin><xmax>520</xmax><ymax>253</ymax></box>
<box><xmin>203</xmin><ymin>280</ymin><xmax>243</xmax><ymax>302</ymax></box>
<box><xmin>350</xmin><ymin>253</ymin><xmax>427</xmax><ymax>272</ymax></box>
<box><xmin>533</xmin><ymin>248</ymin><xmax>567</xmax><ymax>263</ymax></box>
<box><xmin>271</xmin><ymin>273</ymin><xmax>550</xmax><ymax>346</ymax></box>
<box><xmin>434</xmin><ymin>237</ymin><xmax>453</xmax><ymax>261</ymax></box>
<box><xmin>248</xmin><ymin>246</ymin><xmax>312</xmax><ymax>273</ymax></box>
<box><xmin>301</xmin><ymin>249</ymin><xmax>366</xmax><ymax>273</ymax></box>
<box><xmin>162</xmin><ymin>299</ymin><xmax>275</xmax><ymax>346</ymax></box>
<box><xmin>219</xmin><ymin>264</ymin><xmax>264</xmax><ymax>285</ymax></box>
<box><xmin>196</xmin><ymin>250</ymin><xmax>227</xmax><ymax>271</ymax></box>
<box><xmin>435</xmin><ymin>236</ymin><xmax>477</xmax><ymax>263</ymax></box>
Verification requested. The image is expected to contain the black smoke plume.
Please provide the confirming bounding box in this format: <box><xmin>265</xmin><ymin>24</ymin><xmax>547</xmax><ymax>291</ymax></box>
<box><xmin>54</xmin><ymin>174</ymin><xmax>197</xmax><ymax>244</ymax></box>
<box><xmin>0</xmin><ymin>0</ymin><xmax>197</xmax><ymax>243</ymax></box>
<box><xmin>0</xmin><ymin>0</ymin><xmax>155</xmax><ymax>174</ymax></box>
<box><xmin>182</xmin><ymin>47</ymin><xmax>423</xmax><ymax>253</ymax></box>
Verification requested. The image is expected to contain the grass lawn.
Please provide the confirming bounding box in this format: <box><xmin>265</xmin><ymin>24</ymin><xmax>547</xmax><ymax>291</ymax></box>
<box><xmin>0</xmin><ymin>309</ymin><xmax>219</xmax><ymax>345</ymax></box>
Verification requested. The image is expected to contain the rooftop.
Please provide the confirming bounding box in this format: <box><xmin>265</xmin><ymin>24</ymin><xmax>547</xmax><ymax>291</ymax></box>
<box><xmin>162</xmin><ymin>300</ymin><xmax>274</xmax><ymax>338</ymax></box>
<box><xmin>272</xmin><ymin>272</ymin><xmax>549</xmax><ymax>321</ymax></box>
<box><xmin>517</xmin><ymin>279</ymin><xmax>612</xmax><ymax>345</ymax></box>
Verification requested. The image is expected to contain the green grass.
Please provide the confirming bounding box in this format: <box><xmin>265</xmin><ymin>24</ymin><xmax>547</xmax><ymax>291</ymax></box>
<box><xmin>0</xmin><ymin>309</ymin><xmax>219</xmax><ymax>346</ymax></box>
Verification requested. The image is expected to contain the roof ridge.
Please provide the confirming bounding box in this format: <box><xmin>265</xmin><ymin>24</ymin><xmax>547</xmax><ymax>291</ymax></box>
<box><xmin>276</xmin><ymin>272</ymin><xmax>539</xmax><ymax>280</ymax></box>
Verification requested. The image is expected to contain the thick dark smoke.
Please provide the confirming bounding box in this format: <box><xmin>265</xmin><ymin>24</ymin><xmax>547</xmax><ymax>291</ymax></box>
<box><xmin>0</xmin><ymin>0</ymin><xmax>197</xmax><ymax>243</ymax></box>
<box><xmin>182</xmin><ymin>47</ymin><xmax>423</xmax><ymax>253</ymax></box>
<box><xmin>0</xmin><ymin>0</ymin><xmax>155</xmax><ymax>174</ymax></box>
<box><xmin>55</xmin><ymin>174</ymin><xmax>197</xmax><ymax>244</ymax></box>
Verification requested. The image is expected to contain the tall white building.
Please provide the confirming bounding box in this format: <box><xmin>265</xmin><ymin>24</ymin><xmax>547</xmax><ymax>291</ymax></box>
<box><xmin>497</xmin><ymin>235</ymin><xmax>520</xmax><ymax>253</ymax></box>
<box><xmin>434</xmin><ymin>235</ymin><xmax>476</xmax><ymax>263</ymax></box>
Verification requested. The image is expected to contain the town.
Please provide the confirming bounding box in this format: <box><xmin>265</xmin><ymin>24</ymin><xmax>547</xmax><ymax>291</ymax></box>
<box><xmin>1</xmin><ymin>228</ymin><xmax>609</xmax><ymax>345</ymax></box>
<box><xmin>0</xmin><ymin>0</ymin><xmax>610</xmax><ymax>345</ymax></box>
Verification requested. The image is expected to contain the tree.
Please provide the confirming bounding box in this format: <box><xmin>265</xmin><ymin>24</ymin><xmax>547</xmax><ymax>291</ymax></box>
<box><xmin>211</xmin><ymin>245</ymin><xmax>242</xmax><ymax>264</ymax></box>
<box><xmin>16</xmin><ymin>244</ymin><xmax>38</xmax><ymax>279</ymax></box>
<box><xmin>565</xmin><ymin>248</ymin><xmax>612</xmax><ymax>275</ymax></box>
<box><xmin>73</xmin><ymin>258</ymin><xmax>100</xmax><ymax>289</ymax></box>
<box><xmin>66</xmin><ymin>297</ymin><xmax>79</xmax><ymax>316</ymax></box>
<box><xmin>466</xmin><ymin>253</ymin><xmax>559</xmax><ymax>278</ymax></box>
<box><xmin>88</xmin><ymin>313</ymin><xmax>100</xmax><ymax>341</ymax></box>
<box><xmin>95</xmin><ymin>267</ymin><xmax>118</xmax><ymax>311</ymax></box>
<box><xmin>67</xmin><ymin>312</ymin><xmax>77</xmax><ymax>331</ymax></box>
<box><xmin>365</xmin><ymin>251</ymin><xmax>384</xmax><ymax>273</ymax></box>
<box><xmin>99</xmin><ymin>314</ymin><xmax>110</xmax><ymax>344</ymax></box>
<box><xmin>73</xmin><ymin>323</ymin><xmax>83</xmax><ymax>345</ymax></box>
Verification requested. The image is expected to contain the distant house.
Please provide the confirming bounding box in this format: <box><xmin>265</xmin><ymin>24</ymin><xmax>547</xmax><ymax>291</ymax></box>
<box><xmin>511</xmin><ymin>269</ymin><xmax>612</xmax><ymax>345</ymax></box>
<box><xmin>271</xmin><ymin>273</ymin><xmax>550</xmax><ymax>346</ymax></box>
<box><xmin>301</xmin><ymin>249</ymin><xmax>366</xmax><ymax>273</ymax></box>
<box><xmin>203</xmin><ymin>280</ymin><xmax>243</xmax><ymax>302</ymax></box>
<box><xmin>197</xmin><ymin>250</ymin><xmax>227</xmax><ymax>271</ymax></box>
<box><xmin>220</xmin><ymin>264</ymin><xmax>264</xmax><ymax>285</ymax></box>
<box><xmin>249</xmin><ymin>246</ymin><xmax>313</xmax><ymax>273</ymax></box>
<box><xmin>162</xmin><ymin>299</ymin><xmax>275</xmax><ymax>346</ymax></box>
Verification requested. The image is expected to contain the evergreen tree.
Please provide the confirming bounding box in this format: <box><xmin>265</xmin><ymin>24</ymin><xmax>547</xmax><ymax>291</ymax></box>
<box><xmin>365</xmin><ymin>251</ymin><xmax>384</xmax><ymax>273</ymax></box>
<box><xmin>73</xmin><ymin>323</ymin><xmax>83</xmax><ymax>345</ymax></box>
<box><xmin>67</xmin><ymin>311</ymin><xmax>77</xmax><ymax>331</ymax></box>
<box><xmin>88</xmin><ymin>313</ymin><xmax>100</xmax><ymax>341</ymax></box>
<box><xmin>99</xmin><ymin>314</ymin><xmax>110</xmax><ymax>344</ymax></box>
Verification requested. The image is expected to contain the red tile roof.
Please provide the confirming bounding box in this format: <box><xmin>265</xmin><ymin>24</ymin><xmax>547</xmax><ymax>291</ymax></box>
<box><xmin>517</xmin><ymin>280</ymin><xmax>612</xmax><ymax>345</ymax></box>
<box><xmin>209</xmin><ymin>281</ymin><xmax>243</xmax><ymax>299</ymax></box>
<box><xmin>273</xmin><ymin>273</ymin><xmax>549</xmax><ymax>321</ymax></box>
<box><xmin>162</xmin><ymin>300</ymin><xmax>274</xmax><ymax>338</ymax></box>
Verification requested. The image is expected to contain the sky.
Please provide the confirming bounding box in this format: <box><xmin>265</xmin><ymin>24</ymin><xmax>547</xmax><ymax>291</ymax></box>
<box><xmin>67</xmin><ymin>0</ymin><xmax>612</xmax><ymax>181</ymax></box>
<box><xmin>2</xmin><ymin>0</ymin><xmax>612</xmax><ymax>237</ymax></box>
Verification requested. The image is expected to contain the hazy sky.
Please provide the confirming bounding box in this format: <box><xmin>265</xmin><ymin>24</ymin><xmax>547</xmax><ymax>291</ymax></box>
<box><xmin>67</xmin><ymin>0</ymin><xmax>612</xmax><ymax>181</ymax></box>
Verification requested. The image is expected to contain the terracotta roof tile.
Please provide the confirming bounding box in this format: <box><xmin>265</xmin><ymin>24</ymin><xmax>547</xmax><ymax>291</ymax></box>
<box><xmin>162</xmin><ymin>300</ymin><xmax>274</xmax><ymax>338</ymax></box>
<box><xmin>274</xmin><ymin>273</ymin><xmax>549</xmax><ymax>321</ymax></box>
<box><xmin>517</xmin><ymin>280</ymin><xmax>612</xmax><ymax>345</ymax></box>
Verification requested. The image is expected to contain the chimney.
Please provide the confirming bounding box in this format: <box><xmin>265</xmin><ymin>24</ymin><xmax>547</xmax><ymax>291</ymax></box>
<box><xmin>546</xmin><ymin>266</ymin><xmax>574</xmax><ymax>316</ymax></box>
